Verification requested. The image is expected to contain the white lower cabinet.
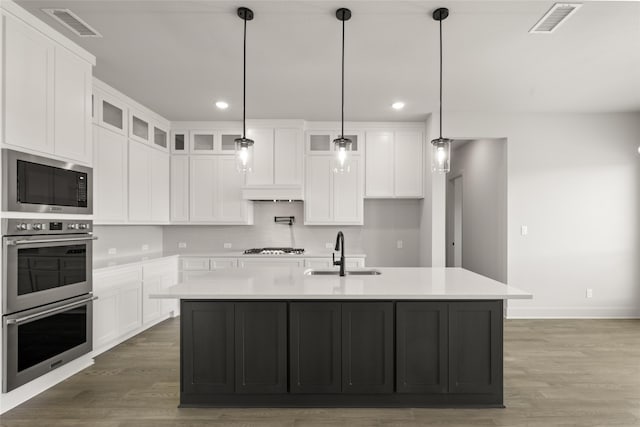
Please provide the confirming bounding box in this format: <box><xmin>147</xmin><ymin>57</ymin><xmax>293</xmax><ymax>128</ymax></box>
<box><xmin>211</xmin><ymin>258</ymin><xmax>238</xmax><ymax>269</ymax></box>
<box><xmin>303</xmin><ymin>258</ymin><xmax>366</xmax><ymax>269</ymax></box>
<box><xmin>238</xmin><ymin>258</ymin><xmax>305</xmax><ymax>268</ymax></box>
<box><xmin>93</xmin><ymin>257</ymin><xmax>178</xmax><ymax>355</ymax></box>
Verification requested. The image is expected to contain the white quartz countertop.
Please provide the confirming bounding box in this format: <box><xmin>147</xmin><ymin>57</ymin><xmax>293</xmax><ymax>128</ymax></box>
<box><xmin>175</xmin><ymin>252</ymin><xmax>367</xmax><ymax>258</ymax></box>
<box><xmin>151</xmin><ymin>267</ymin><xmax>532</xmax><ymax>300</ymax></box>
<box><xmin>93</xmin><ymin>253</ymin><xmax>177</xmax><ymax>271</ymax></box>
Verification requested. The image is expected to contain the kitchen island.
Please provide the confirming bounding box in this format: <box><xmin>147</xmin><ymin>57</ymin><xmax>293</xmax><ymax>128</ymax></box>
<box><xmin>152</xmin><ymin>267</ymin><xmax>531</xmax><ymax>408</ymax></box>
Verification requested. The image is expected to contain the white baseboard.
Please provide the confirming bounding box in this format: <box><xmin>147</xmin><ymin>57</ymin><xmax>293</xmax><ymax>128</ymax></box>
<box><xmin>507</xmin><ymin>306</ymin><xmax>640</xmax><ymax>319</ymax></box>
<box><xmin>0</xmin><ymin>354</ymin><xmax>94</xmax><ymax>414</ymax></box>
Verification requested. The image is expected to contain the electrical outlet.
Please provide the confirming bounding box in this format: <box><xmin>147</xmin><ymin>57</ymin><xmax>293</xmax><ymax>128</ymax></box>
<box><xmin>223</xmin><ymin>243</ymin><xmax>232</xmax><ymax>249</ymax></box>
<box><xmin>178</xmin><ymin>242</ymin><xmax>187</xmax><ymax>249</ymax></box>
<box><xmin>107</xmin><ymin>248</ymin><xmax>117</xmax><ymax>255</ymax></box>
<box><xmin>396</xmin><ymin>240</ymin><xmax>404</xmax><ymax>249</ymax></box>
<box><xmin>325</xmin><ymin>242</ymin><xmax>333</xmax><ymax>249</ymax></box>
<box><xmin>141</xmin><ymin>244</ymin><xmax>149</xmax><ymax>251</ymax></box>
<box><xmin>586</xmin><ymin>288</ymin><xmax>593</xmax><ymax>298</ymax></box>
<box><xmin>521</xmin><ymin>225</ymin><xmax>528</xmax><ymax>236</ymax></box>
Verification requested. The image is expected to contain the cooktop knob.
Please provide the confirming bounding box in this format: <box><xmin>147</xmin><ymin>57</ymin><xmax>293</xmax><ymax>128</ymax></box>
<box><xmin>16</xmin><ymin>223</ymin><xmax>28</xmax><ymax>230</ymax></box>
<box><xmin>32</xmin><ymin>223</ymin><xmax>42</xmax><ymax>231</ymax></box>
<box><xmin>79</xmin><ymin>223</ymin><xmax>88</xmax><ymax>230</ymax></box>
<box><xmin>68</xmin><ymin>223</ymin><xmax>78</xmax><ymax>230</ymax></box>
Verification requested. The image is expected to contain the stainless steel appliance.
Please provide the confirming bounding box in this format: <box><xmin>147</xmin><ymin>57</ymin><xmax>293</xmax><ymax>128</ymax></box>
<box><xmin>2</xmin><ymin>218</ymin><xmax>96</xmax><ymax>392</ymax></box>
<box><xmin>243</xmin><ymin>247</ymin><xmax>305</xmax><ymax>255</ymax></box>
<box><xmin>2</xmin><ymin>149</ymin><xmax>93</xmax><ymax>214</ymax></box>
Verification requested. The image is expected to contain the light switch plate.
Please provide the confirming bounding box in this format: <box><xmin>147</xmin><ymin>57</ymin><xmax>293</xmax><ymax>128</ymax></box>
<box><xmin>224</xmin><ymin>243</ymin><xmax>232</xmax><ymax>249</ymax></box>
<box><xmin>521</xmin><ymin>225</ymin><xmax>528</xmax><ymax>236</ymax></box>
<box><xmin>141</xmin><ymin>244</ymin><xmax>149</xmax><ymax>251</ymax></box>
<box><xmin>396</xmin><ymin>240</ymin><xmax>403</xmax><ymax>249</ymax></box>
<box><xmin>325</xmin><ymin>242</ymin><xmax>333</xmax><ymax>249</ymax></box>
<box><xmin>178</xmin><ymin>242</ymin><xmax>187</xmax><ymax>249</ymax></box>
<box><xmin>107</xmin><ymin>248</ymin><xmax>117</xmax><ymax>255</ymax></box>
<box><xmin>586</xmin><ymin>288</ymin><xmax>593</xmax><ymax>298</ymax></box>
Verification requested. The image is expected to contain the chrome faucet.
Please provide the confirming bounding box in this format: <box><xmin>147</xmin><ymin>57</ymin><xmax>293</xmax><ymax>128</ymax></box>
<box><xmin>333</xmin><ymin>231</ymin><xmax>346</xmax><ymax>277</ymax></box>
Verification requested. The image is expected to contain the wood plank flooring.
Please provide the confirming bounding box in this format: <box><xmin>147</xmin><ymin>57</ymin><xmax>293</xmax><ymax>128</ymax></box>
<box><xmin>1</xmin><ymin>318</ymin><xmax>639</xmax><ymax>426</ymax></box>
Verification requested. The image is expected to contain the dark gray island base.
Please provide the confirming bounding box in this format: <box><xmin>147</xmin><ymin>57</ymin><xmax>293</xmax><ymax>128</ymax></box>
<box><xmin>180</xmin><ymin>299</ymin><xmax>504</xmax><ymax>408</ymax></box>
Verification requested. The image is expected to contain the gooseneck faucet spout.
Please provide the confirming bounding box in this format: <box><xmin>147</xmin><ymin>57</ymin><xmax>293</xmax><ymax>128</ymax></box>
<box><xmin>333</xmin><ymin>231</ymin><xmax>346</xmax><ymax>277</ymax></box>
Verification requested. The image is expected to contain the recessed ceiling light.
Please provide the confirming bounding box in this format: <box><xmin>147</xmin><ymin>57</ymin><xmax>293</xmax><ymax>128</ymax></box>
<box><xmin>215</xmin><ymin>101</ymin><xmax>229</xmax><ymax>110</ymax></box>
<box><xmin>392</xmin><ymin>102</ymin><xmax>405</xmax><ymax>110</ymax></box>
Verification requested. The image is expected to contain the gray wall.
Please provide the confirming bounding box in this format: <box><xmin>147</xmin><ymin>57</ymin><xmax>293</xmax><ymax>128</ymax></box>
<box><xmin>446</xmin><ymin>139</ymin><xmax>507</xmax><ymax>283</ymax></box>
<box><xmin>93</xmin><ymin>225</ymin><xmax>164</xmax><ymax>259</ymax></box>
<box><xmin>162</xmin><ymin>199</ymin><xmax>422</xmax><ymax>267</ymax></box>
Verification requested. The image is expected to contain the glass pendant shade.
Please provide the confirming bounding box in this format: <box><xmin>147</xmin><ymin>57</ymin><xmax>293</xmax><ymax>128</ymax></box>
<box><xmin>431</xmin><ymin>137</ymin><xmax>451</xmax><ymax>173</ymax></box>
<box><xmin>235</xmin><ymin>137</ymin><xmax>254</xmax><ymax>173</ymax></box>
<box><xmin>333</xmin><ymin>137</ymin><xmax>352</xmax><ymax>174</ymax></box>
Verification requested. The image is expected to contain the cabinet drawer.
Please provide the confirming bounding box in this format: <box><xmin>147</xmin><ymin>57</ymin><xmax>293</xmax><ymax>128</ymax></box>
<box><xmin>211</xmin><ymin>258</ymin><xmax>238</xmax><ymax>269</ymax></box>
<box><xmin>181</xmin><ymin>257</ymin><xmax>211</xmax><ymax>271</ymax></box>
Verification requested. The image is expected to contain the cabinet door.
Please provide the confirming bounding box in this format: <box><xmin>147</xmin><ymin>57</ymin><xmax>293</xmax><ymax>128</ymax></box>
<box><xmin>290</xmin><ymin>302</ymin><xmax>341</xmax><ymax>393</ymax></box>
<box><xmin>396</xmin><ymin>302</ymin><xmax>448</xmax><ymax>393</ymax></box>
<box><xmin>218</xmin><ymin>156</ymin><xmax>250</xmax><ymax>223</ymax></box>
<box><xmin>53</xmin><ymin>46</ymin><xmax>92</xmax><ymax>163</ymax></box>
<box><xmin>129</xmin><ymin>111</ymin><xmax>150</xmax><ymax>144</ymax></box>
<box><xmin>211</xmin><ymin>258</ymin><xmax>238</xmax><ymax>269</ymax></box>
<box><xmin>365</xmin><ymin>131</ymin><xmax>394</xmax><ymax>197</ymax></box>
<box><xmin>142</xmin><ymin>276</ymin><xmax>163</xmax><ymax>324</ymax></box>
<box><xmin>128</xmin><ymin>141</ymin><xmax>151</xmax><ymax>221</ymax></box>
<box><xmin>274</xmin><ymin>128</ymin><xmax>303</xmax><ymax>186</ymax></box>
<box><xmin>170</xmin><ymin>156</ymin><xmax>189</xmax><ymax>222</ymax></box>
<box><xmin>190</xmin><ymin>131</ymin><xmax>216</xmax><ymax>154</ymax></box>
<box><xmin>333</xmin><ymin>157</ymin><xmax>363</xmax><ymax>224</ymax></box>
<box><xmin>189</xmin><ymin>156</ymin><xmax>217</xmax><ymax>221</ymax></box>
<box><xmin>93</xmin><ymin>287</ymin><xmax>119</xmax><ymax>349</ymax></box>
<box><xmin>235</xmin><ymin>302</ymin><xmax>287</xmax><ymax>393</ymax></box>
<box><xmin>94</xmin><ymin>126</ymin><xmax>127</xmax><ymax>222</ymax></box>
<box><xmin>448</xmin><ymin>301</ymin><xmax>503</xmax><ymax>395</ymax></box>
<box><xmin>99</xmin><ymin>93</ymin><xmax>126</xmax><ymax>134</ymax></box>
<box><xmin>3</xmin><ymin>15</ymin><xmax>53</xmax><ymax>153</ymax></box>
<box><xmin>341</xmin><ymin>302</ymin><xmax>393</xmax><ymax>393</ymax></box>
<box><xmin>181</xmin><ymin>257</ymin><xmax>210</xmax><ymax>271</ymax></box>
<box><xmin>182</xmin><ymin>301</ymin><xmax>235</xmax><ymax>394</ymax></box>
<box><xmin>153</xmin><ymin>125</ymin><xmax>169</xmax><ymax>151</ymax></box>
<box><xmin>304</xmin><ymin>156</ymin><xmax>332</xmax><ymax>223</ymax></box>
<box><xmin>245</xmin><ymin>128</ymin><xmax>274</xmax><ymax>186</ymax></box>
<box><xmin>394</xmin><ymin>131</ymin><xmax>423</xmax><ymax>197</ymax></box>
<box><xmin>118</xmin><ymin>281</ymin><xmax>143</xmax><ymax>336</ymax></box>
<box><xmin>171</xmin><ymin>130</ymin><xmax>189</xmax><ymax>154</ymax></box>
<box><xmin>150</xmin><ymin>148</ymin><xmax>170</xmax><ymax>222</ymax></box>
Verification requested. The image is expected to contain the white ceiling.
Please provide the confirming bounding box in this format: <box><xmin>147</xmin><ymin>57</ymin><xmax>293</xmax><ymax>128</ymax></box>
<box><xmin>16</xmin><ymin>0</ymin><xmax>640</xmax><ymax>121</ymax></box>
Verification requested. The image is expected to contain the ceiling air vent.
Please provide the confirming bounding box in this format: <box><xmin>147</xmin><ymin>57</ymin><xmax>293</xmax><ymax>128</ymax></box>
<box><xmin>42</xmin><ymin>9</ymin><xmax>102</xmax><ymax>37</ymax></box>
<box><xmin>529</xmin><ymin>3</ymin><xmax>582</xmax><ymax>34</ymax></box>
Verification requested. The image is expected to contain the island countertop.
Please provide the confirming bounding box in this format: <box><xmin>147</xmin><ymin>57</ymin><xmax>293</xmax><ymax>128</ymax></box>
<box><xmin>151</xmin><ymin>267</ymin><xmax>532</xmax><ymax>300</ymax></box>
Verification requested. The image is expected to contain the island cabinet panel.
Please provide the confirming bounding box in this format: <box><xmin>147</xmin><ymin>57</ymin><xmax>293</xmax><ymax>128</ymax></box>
<box><xmin>289</xmin><ymin>302</ymin><xmax>342</xmax><ymax>394</ymax></box>
<box><xmin>448</xmin><ymin>301</ymin><xmax>503</xmax><ymax>395</ymax></box>
<box><xmin>341</xmin><ymin>302</ymin><xmax>394</xmax><ymax>394</ymax></box>
<box><xmin>235</xmin><ymin>302</ymin><xmax>288</xmax><ymax>394</ymax></box>
<box><xmin>181</xmin><ymin>302</ymin><xmax>234</xmax><ymax>394</ymax></box>
<box><xmin>396</xmin><ymin>302</ymin><xmax>448</xmax><ymax>393</ymax></box>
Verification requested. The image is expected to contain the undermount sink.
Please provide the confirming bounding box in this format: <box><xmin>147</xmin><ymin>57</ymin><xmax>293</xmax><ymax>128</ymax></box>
<box><xmin>304</xmin><ymin>269</ymin><xmax>382</xmax><ymax>276</ymax></box>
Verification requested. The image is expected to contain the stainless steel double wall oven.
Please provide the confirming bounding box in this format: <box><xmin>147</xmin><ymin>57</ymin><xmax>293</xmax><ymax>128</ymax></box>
<box><xmin>2</xmin><ymin>217</ymin><xmax>96</xmax><ymax>392</ymax></box>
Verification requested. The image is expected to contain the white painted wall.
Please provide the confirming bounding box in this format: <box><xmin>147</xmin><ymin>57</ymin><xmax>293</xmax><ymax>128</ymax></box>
<box><xmin>446</xmin><ymin>139</ymin><xmax>507</xmax><ymax>283</ymax></box>
<box><xmin>425</xmin><ymin>112</ymin><xmax>640</xmax><ymax>318</ymax></box>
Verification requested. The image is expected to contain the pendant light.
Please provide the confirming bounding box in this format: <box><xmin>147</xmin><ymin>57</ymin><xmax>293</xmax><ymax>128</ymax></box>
<box><xmin>431</xmin><ymin>7</ymin><xmax>452</xmax><ymax>174</ymax></box>
<box><xmin>235</xmin><ymin>7</ymin><xmax>254</xmax><ymax>174</ymax></box>
<box><xmin>333</xmin><ymin>8</ymin><xmax>352</xmax><ymax>174</ymax></box>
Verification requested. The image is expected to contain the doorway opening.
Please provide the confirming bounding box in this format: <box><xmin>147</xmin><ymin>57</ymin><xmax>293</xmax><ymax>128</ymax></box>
<box><xmin>445</xmin><ymin>138</ymin><xmax>507</xmax><ymax>283</ymax></box>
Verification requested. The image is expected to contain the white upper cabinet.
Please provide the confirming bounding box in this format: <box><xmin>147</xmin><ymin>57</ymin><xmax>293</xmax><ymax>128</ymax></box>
<box><xmin>274</xmin><ymin>128</ymin><xmax>303</xmax><ymax>186</ymax></box>
<box><xmin>150</xmin><ymin>147</ymin><xmax>170</xmax><ymax>222</ymax></box>
<box><xmin>364</xmin><ymin>129</ymin><xmax>424</xmax><ymax>199</ymax></box>
<box><xmin>365</xmin><ymin>131</ymin><xmax>395</xmax><ymax>197</ymax></box>
<box><xmin>97</xmin><ymin>91</ymin><xmax>127</xmax><ymax>135</ymax></box>
<box><xmin>94</xmin><ymin>125</ymin><xmax>127</xmax><ymax>223</ymax></box>
<box><xmin>394</xmin><ymin>130</ymin><xmax>423</xmax><ymax>197</ymax></box>
<box><xmin>128</xmin><ymin>140</ymin><xmax>170</xmax><ymax>223</ymax></box>
<box><xmin>189</xmin><ymin>130</ymin><xmax>240</xmax><ymax>154</ymax></box>
<box><xmin>306</xmin><ymin>130</ymin><xmax>363</xmax><ymax>155</ymax></box>
<box><xmin>3</xmin><ymin>14</ymin><xmax>53</xmax><ymax>154</ymax></box>
<box><xmin>53</xmin><ymin>45</ymin><xmax>92</xmax><ymax>163</ymax></box>
<box><xmin>305</xmin><ymin>150</ymin><xmax>363</xmax><ymax>225</ymax></box>
<box><xmin>171</xmin><ymin>130</ymin><xmax>189</xmax><ymax>154</ymax></box>
<box><xmin>129</xmin><ymin>110</ymin><xmax>150</xmax><ymax>144</ymax></box>
<box><xmin>2</xmin><ymin>12</ymin><xmax>94</xmax><ymax>164</ymax></box>
<box><xmin>153</xmin><ymin>125</ymin><xmax>169</xmax><ymax>152</ymax></box>
<box><xmin>170</xmin><ymin>156</ymin><xmax>189</xmax><ymax>222</ymax></box>
<box><xmin>189</xmin><ymin>155</ymin><xmax>253</xmax><ymax>224</ymax></box>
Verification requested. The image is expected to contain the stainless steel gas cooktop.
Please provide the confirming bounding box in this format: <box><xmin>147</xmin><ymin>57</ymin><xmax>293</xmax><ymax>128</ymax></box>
<box><xmin>243</xmin><ymin>247</ymin><xmax>305</xmax><ymax>255</ymax></box>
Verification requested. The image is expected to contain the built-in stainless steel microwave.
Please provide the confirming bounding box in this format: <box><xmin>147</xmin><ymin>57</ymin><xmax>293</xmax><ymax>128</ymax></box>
<box><xmin>2</xmin><ymin>149</ymin><xmax>93</xmax><ymax>214</ymax></box>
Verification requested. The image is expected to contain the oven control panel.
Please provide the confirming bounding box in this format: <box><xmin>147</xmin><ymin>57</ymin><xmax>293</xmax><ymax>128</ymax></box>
<box><xmin>1</xmin><ymin>219</ymin><xmax>93</xmax><ymax>236</ymax></box>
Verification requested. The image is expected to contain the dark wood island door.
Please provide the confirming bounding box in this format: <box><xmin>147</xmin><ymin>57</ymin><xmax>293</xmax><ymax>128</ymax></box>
<box><xmin>396</xmin><ymin>302</ymin><xmax>448</xmax><ymax>393</ymax></box>
<box><xmin>234</xmin><ymin>302</ymin><xmax>287</xmax><ymax>393</ymax></box>
<box><xmin>290</xmin><ymin>302</ymin><xmax>342</xmax><ymax>393</ymax></box>
<box><xmin>341</xmin><ymin>302</ymin><xmax>394</xmax><ymax>393</ymax></box>
<box><xmin>181</xmin><ymin>301</ymin><xmax>235</xmax><ymax>394</ymax></box>
<box><xmin>448</xmin><ymin>300</ymin><xmax>503</xmax><ymax>395</ymax></box>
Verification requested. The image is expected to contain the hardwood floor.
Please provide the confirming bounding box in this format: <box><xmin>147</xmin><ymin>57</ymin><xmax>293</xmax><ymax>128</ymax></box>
<box><xmin>2</xmin><ymin>318</ymin><xmax>639</xmax><ymax>426</ymax></box>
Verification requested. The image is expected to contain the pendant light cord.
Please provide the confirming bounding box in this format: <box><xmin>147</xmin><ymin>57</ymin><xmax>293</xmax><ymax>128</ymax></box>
<box><xmin>341</xmin><ymin>17</ymin><xmax>345</xmax><ymax>138</ymax></box>
<box><xmin>242</xmin><ymin>17</ymin><xmax>247</xmax><ymax>139</ymax></box>
<box><xmin>438</xmin><ymin>18</ymin><xmax>443</xmax><ymax>140</ymax></box>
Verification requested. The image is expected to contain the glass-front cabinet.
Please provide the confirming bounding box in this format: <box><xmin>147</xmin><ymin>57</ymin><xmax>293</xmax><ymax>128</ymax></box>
<box><xmin>188</xmin><ymin>130</ymin><xmax>242</xmax><ymax>154</ymax></box>
<box><xmin>153</xmin><ymin>125</ymin><xmax>168</xmax><ymax>151</ymax></box>
<box><xmin>171</xmin><ymin>130</ymin><xmax>189</xmax><ymax>154</ymax></box>
<box><xmin>306</xmin><ymin>130</ymin><xmax>363</xmax><ymax>154</ymax></box>
<box><xmin>129</xmin><ymin>111</ymin><xmax>150</xmax><ymax>143</ymax></box>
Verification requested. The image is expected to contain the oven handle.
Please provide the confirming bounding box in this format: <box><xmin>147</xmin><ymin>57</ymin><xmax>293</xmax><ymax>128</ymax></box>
<box><xmin>4</xmin><ymin>295</ymin><xmax>98</xmax><ymax>325</ymax></box>
<box><xmin>5</xmin><ymin>236</ymin><xmax>98</xmax><ymax>246</ymax></box>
